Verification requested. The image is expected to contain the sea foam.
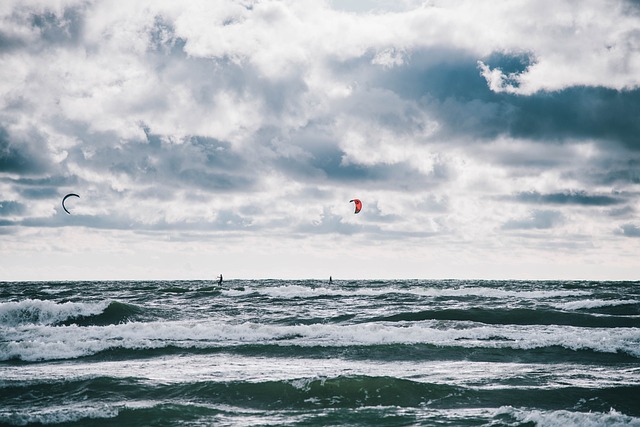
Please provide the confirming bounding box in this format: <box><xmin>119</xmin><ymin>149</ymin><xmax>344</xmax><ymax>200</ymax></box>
<box><xmin>554</xmin><ymin>299</ymin><xmax>639</xmax><ymax>311</ymax></box>
<box><xmin>0</xmin><ymin>402</ymin><xmax>118</xmax><ymax>425</ymax></box>
<box><xmin>2</xmin><ymin>319</ymin><xmax>639</xmax><ymax>362</ymax></box>
<box><xmin>222</xmin><ymin>284</ymin><xmax>590</xmax><ymax>300</ymax></box>
<box><xmin>0</xmin><ymin>299</ymin><xmax>109</xmax><ymax>326</ymax></box>
<box><xmin>495</xmin><ymin>406</ymin><xmax>640</xmax><ymax>427</ymax></box>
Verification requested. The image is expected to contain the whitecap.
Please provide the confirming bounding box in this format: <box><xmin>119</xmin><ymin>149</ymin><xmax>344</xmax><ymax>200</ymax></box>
<box><xmin>0</xmin><ymin>299</ymin><xmax>110</xmax><ymax>326</ymax></box>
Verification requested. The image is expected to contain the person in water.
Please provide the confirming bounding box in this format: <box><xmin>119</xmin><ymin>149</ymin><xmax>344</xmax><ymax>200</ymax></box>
<box><xmin>218</xmin><ymin>274</ymin><xmax>223</xmax><ymax>285</ymax></box>
<box><xmin>329</xmin><ymin>276</ymin><xmax>332</xmax><ymax>283</ymax></box>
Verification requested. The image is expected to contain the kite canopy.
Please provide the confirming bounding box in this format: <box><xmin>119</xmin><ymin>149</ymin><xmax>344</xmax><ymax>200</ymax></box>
<box><xmin>62</xmin><ymin>193</ymin><xmax>80</xmax><ymax>214</ymax></box>
<box><xmin>350</xmin><ymin>199</ymin><xmax>362</xmax><ymax>214</ymax></box>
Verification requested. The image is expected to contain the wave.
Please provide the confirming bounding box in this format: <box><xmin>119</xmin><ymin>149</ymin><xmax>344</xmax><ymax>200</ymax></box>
<box><xmin>2</xmin><ymin>376</ymin><xmax>639</xmax><ymax>423</ymax></box>
<box><xmin>495</xmin><ymin>406</ymin><xmax>640</xmax><ymax>427</ymax></box>
<box><xmin>0</xmin><ymin>401</ymin><xmax>119</xmax><ymax>426</ymax></box>
<box><xmin>58</xmin><ymin>301</ymin><xmax>144</xmax><ymax>327</ymax></box>
<box><xmin>159</xmin><ymin>287</ymin><xmax>190</xmax><ymax>294</ymax></box>
<box><xmin>4</xmin><ymin>402</ymin><xmax>639</xmax><ymax>427</ymax></box>
<box><xmin>221</xmin><ymin>284</ymin><xmax>591</xmax><ymax>301</ymax></box>
<box><xmin>367</xmin><ymin>308</ymin><xmax>640</xmax><ymax>328</ymax></box>
<box><xmin>556</xmin><ymin>301</ymin><xmax>640</xmax><ymax>317</ymax></box>
<box><xmin>0</xmin><ymin>299</ymin><xmax>142</xmax><ymax>328</ymax></box>
<box><xmin>2</xmin><ymin>319</ymin><xmax>639</xmax><ymax>362</ymax></box>
<box><xmin>0</xmin><ymin>299</ymin><xmax>109</xmax><ymax>326</ymax></box>
<box><xmin>554</xmin><ymin>299</ymin><xmax>639</xmax><ymax>310</ymax></box>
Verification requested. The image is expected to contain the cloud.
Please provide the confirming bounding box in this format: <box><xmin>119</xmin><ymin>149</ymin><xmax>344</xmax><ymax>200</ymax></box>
<box><xmin>369</xmin><ymin>49</ymin><xmax>640</xmax><ymax>150</ymax></box>
<box><xmin>513</xmin><ymin>190</ymin><xmax>623</xmax><ymax>206</ymax></box>
<box><xmin>0</xmin><ymin>200</ymin><xmax>24</xmax><ymax>216</ymax></box>
<box><xmin>502</xmin><ymin>209</ymin><xmax>564</xmax><ymax>230</ymax></box>
<box><xmin>0</xmin><ymin>127</ymin><xmax>52</xmax><ymax>174</ymax></box>
<box><xmin>618</xmin><ymin>223</ymin><xmax>640</xmax><ymax>237</ymax></box>
<box><xmin>472</xmin><ymin>1</ymin><xmax>640</xmax><ymax>94</ymax></box>
<box><xmin>1</xmin><ymin>0</ymin><xmax>640</xmax><ymax>279</ymax></box>
<box><xmin>297</xmin><ymin>207</ymin><xmax>370</xmax><ymax>235</ymax></box>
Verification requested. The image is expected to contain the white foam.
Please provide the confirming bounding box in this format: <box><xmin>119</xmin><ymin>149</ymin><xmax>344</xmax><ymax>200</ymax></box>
<box><xmin>2</xmin><ymin>319</ymin><xmax>639</xmax><ymax>362</ymax></box>
<box><xmin>554</xmin><ymin>299</ymin><xmax>638</xmax><ymax>311</ymax></box>
<box><xmin>0</xmin><ymin>299</ymin><xmax>110</xmax><ymax>326</ymax></box>
<box><xmin>5</xmin><ymin>355</ymin><xmax>638</xmax><ymax>394</ymax></box>
<box><xmin>495</xmin><ymin>406</ymin><xmax>640</xmax><ymax>427</ymax></box>
<box><xmin>222</xmin><ymin>284</ymin><xmax>590</xmax><ymax>300</ymax></box>
<box><xmin>0</xmin><ymin>402</ymin><xmax>118</xmax><ymax>425</ymax></box>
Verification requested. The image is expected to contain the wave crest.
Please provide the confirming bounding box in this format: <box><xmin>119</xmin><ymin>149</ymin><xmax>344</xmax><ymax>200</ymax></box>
<box><xmin>3</xmin><ymin>320</ymin><xmax>640</xmax><ymax>362</ymax></box>
<box><xmin>0</xmin><ymin>299</ymin><xmax>141</xmax><ymax>327</ymax></box>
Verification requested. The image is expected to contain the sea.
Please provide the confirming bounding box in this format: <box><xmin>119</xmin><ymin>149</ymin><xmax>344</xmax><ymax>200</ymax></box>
<box><xmin>1</xmin><ymin>279</ymin><xmax>639</xmax><ymax>426</ymax></box>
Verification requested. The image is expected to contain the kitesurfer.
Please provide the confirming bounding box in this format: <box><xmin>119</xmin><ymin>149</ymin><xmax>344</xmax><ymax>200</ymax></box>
<box><xmin>218</xmin><ymin>274</ymin><xmax>223</xmax><ymax>285</ymax></box>
<box><xmin>329</xmin><ymin>276</ymin><xmax>333</xmax><ymax>283</ymax></box>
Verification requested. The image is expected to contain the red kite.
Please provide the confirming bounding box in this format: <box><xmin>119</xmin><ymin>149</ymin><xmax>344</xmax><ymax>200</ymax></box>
<box><xmin>350</xmin><ymin>199</ymin><xmax>362</xmax><ymax>214</ymax></box>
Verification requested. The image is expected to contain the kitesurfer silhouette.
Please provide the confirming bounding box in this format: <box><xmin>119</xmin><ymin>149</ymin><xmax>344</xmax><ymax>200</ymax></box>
<box><xmin>329</xmin><ymin>276</ymin><xmax>333</xmax><ymax>283</ymax></box>
<box><xmin>218</xmin><ymin>274</ymin><xmax>223</xmax><ymax>285</ymax></box>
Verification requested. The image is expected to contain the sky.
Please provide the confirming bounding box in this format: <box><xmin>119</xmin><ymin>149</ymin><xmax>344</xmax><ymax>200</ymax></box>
<box><xmin>1</xmin><ymin>0</ymin><xmax>640</xmax><ymax>281</ymax></box>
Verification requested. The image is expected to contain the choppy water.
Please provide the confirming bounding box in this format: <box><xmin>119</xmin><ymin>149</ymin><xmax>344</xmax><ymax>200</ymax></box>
<box><xmin>1</xmin><ymin>279</ymin><xmax>639</xmax><ymax>426</ymax></box>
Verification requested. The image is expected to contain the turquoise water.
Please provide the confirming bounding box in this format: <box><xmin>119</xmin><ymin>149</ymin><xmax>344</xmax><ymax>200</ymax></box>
<box><xmin>1</xmin><ymin>280</ymin><xmax>639</xmax><ymax>426</ymax></box>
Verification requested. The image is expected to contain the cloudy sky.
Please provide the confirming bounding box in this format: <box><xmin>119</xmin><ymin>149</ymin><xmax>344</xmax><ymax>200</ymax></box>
<box><xmin>2</xmin><ymin>0</ymin><xmax>640</xmax><ymax>281</ymax></box>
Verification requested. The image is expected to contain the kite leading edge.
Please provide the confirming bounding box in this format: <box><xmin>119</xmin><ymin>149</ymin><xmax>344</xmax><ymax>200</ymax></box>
<box><xmin>62</xmin><ymin>193</ymin><xmax>80</xmax><ymax>214</ymax></box>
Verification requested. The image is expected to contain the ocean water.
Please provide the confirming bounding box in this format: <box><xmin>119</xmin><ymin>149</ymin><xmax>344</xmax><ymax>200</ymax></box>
<box><xmin>1</xmin><ymin>279</ymin><xmax>639</xmax><ymax>426</ymax></box>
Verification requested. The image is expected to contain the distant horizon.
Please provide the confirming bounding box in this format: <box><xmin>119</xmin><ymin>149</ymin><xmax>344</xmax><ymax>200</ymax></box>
<box><xmin>2</xmin><ymin>276</ymin><xmax>638</xmax><ymax>283</ymax></box>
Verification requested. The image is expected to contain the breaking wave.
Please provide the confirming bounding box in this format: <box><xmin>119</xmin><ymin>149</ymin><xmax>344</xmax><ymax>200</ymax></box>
<box><xmin>2</xmin><ymin>319</ymin><xmax>639</xmax><ymax>362</ymax></box>
<box><xmin>0</xmin><ymin>299</ymin><xmax>142</xmax><ymax>327</ymax></box>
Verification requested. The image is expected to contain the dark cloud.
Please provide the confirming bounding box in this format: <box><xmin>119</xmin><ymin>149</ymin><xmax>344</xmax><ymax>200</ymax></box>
<box><xmin>490</xmin><ymin>148</ymin><xmax>567</xmax><ymax>171</ymax></box>
<box><xmin>30</xmin><ymin>7</ymin><xmax>84</xmax><ymax>46</ymax></box>
<box><xmin>0</xmin><ymin>175</ymin><xmax>79</xmax><ymax>225</ymax></box>
<box><xmin>0</xmin><ymin>175</ymin><xmax>78</xmax><ymax>204</ymax></box>
<box><xmin>624</xmin><ymin>0</ymin><xmax>640</xmax><ymax>10</ymax></box>
<box><xmin>265</xmin><ymin>124</ymin><xmax>442</xmax><ymax>190</ymax></box>
<box><xmin>274</xmin><ymin>144</ymin><xmax>437</xmax><ymax>189</ymax></box>
<box><xmin>0</xmin><ymin>200</ymin><xmax>25</xmax><ymax>216</ymax></box>
<box><xmin>62</xmin><ymin>129</ymin><xmax>256</xmax><ymax>194</ymax></box>
<box><xmin>4</xmin><ymin>175</ymin><xmax>77</xmax><ymax>187</ymax></box>
<box><xmin>365</xmin><ymin>49</ymin><xmax>640</xmax><ymax>148</ymax></box>
<box><xmin>502</xmin><ymin>209</ymin><xmax>564</xmax><ymax>230</ymax></box>
<box><xmin>618</xmin><ymin>223</ymin><xmax>640</xmax><ymax>237</ymax></box>
<box><xmin>18</xmin><ymin>187</ymin><xmax>60</xmax><ymax>200</ymax></box>
<box><xmin>365</xmin><ymin>48</ymin><xmax>487</xmax><ymax>101</ymax></box>
<box><xmin>506</xmin><ymin>87</ymin><xmax>640</xmax><ymax>149</ymax></box>
<box><xmin>0</xmin><ymin>128</ymin><xmax>50</xmax><ymax>174</ymax></box>
<box><xmin>577</xmin><ymin>157</ymin><xmax>640</xmax><ymax>186</ymax></box>
<box><xmin>513</xmin><ymin>190</ymin><xmax>623</xmax><ymax>206</ymax></box>
<box><xmin>0</xmin><ymin>30</ymin><xmax>27</xmax><ymax>53</ymax></box>
<box><xmin>483</xmin><ymin>51</ymin><xmax>536</xmax><ymax>77</ymax></box>
<box><xmin>368</xmin><ymin>49</ymin><xmax>514</xmax><ymax>139</ymax></box>
<box><xmin>608</xmin><ymin>205</ymin><xmax>636</xmax><ymax>218</ymax></box>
